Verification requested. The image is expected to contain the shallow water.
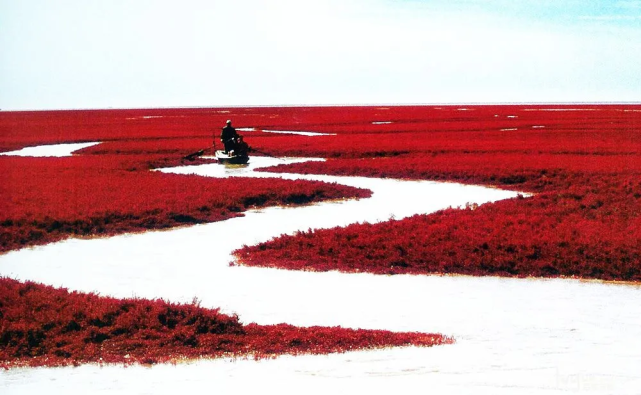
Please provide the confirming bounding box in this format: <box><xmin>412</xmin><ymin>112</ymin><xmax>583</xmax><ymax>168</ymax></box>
<box><xmin>1</xmin><ymin>156</ymin><xmax>640</xmax><ymax>394</ymax></box>
<box><xmin>261</xmin><ymin>129</ymin><xmax>337</xmax><ymax>136</ymax></box>
<box><xmin>0</xmin><ymin>142</ymin><xmax>100</xmax><ymax>157</ymax></box>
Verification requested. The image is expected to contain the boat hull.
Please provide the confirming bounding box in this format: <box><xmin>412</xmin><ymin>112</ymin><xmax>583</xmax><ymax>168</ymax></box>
<box><xmin>215</xmin><ymin>150</ymin><xmax>249</xmax><ymax>165</ymax></box>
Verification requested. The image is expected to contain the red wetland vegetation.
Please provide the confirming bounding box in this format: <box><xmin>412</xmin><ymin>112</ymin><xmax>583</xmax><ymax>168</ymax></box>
<box><xmin>232</xmin><ymin>105</ymin><xmax>641</xmax><ymax>282</ymax></box>
<box><xmin>0</xmin><ymin>278</ymin><xmax>450</xmax><ymax>368</ymax></box>
<box><xmin>0</xmin><ymin>155</ymin><xmax>370</xmax><ymax>253</ymax></box>
<box><xmin>1</xmin><ymin>105</ymin><xmax>640</xmax><ymax>367</ymax></box>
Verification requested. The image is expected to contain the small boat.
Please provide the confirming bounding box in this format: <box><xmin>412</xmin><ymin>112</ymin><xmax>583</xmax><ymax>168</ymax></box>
<box><xmin>215</xmin><ymin>149</ymin><xmax>249</xmax><ymax>165</ymax></box>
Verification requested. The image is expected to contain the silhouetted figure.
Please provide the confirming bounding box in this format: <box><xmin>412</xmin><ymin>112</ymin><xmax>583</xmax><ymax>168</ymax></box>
<box><xmin>234</xmin><ymin>135</ymin><xmax>249</xmax><ymax>157</ymax></box>
<box><xmin>220</xmin><ymin>120</ymin><xmax>238</xmax><ymax>154</ymax></box>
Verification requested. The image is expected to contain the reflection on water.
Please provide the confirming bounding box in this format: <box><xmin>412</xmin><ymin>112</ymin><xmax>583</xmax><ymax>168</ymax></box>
<box><xmin>1</xmin><ymin>156</ymin><xmax>639</xmax><ymax>394</ymax></box>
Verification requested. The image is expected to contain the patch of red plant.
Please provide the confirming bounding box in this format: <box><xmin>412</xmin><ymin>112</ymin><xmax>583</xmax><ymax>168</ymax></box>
<box><xmin>258</xmin><ymin>153</ymin><xmax>641</xmax><ymax>191</ymax></box>
<box><xmin>233</xmin><ymin>106</ymin><xmax>641</xmax><ymax>282</ymax></box>
<box><xmin>0</xmin><ymin>108</ymin><xmax>269</xmax><ymax>152</ymax></box>
<box><xmin>0</xmin><ymin>278</ymin><xmax>451</xmax><ymax>368</ymax></box>
<box><xmin>237</xmin><ymin>174</ymin><xmax>641</xmax><ymax>281</ymax></box>
<box><xmin>0</xmin><ymin>155</ymin><xmax>370</xmax><ymax>253</ymax></box>
<box><xmin>75</xmin><ymin>137</ymin><xmax>215</xmax><ymax>157</ymax></box>
<box><xmin>3</xmin><ymin>105</ymin><xmax>639</xmax><ymax>152</ymax></box>
<box><xmin>2</xmin><ymin>105</ymin><xmax>640</xmax><ymax>370</ymax></box>
<box><xmin>245</xmin><ymin>128</ymin><xmax>641</xmax><ymax>158</ymax></box>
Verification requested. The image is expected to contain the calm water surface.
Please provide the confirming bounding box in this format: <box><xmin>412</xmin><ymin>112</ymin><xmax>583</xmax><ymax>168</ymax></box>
<box><xmin>1</xmin><ymin>155</ymin><xmax>639</xmax><ymax>394</ymax></box>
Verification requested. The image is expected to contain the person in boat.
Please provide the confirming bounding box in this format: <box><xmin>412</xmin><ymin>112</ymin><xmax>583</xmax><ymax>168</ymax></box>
<box><xmin>234</xmin><ymin>135</ymin><xmax>249</xmax><ymax>157</ymax></box>
<box><xmin>220</xmin><ymin>120</ymin><xmax>239</xmax><ymax>154</ymax></box>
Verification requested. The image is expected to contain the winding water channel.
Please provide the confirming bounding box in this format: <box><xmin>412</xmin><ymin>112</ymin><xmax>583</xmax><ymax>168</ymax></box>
<box><xmin>1</xmin><ymin>151</ymin><xmax>640</xmax><ymax>394</ymax></box>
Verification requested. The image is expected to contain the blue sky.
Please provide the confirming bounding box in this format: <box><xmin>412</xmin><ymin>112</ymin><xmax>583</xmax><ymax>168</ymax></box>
<box><xmin>1</xmin><ymin>0</ymin><xmax>640</xmax><ymax>110</ymax></box>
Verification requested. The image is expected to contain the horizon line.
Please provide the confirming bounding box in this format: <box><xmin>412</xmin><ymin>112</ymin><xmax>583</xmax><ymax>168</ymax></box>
<box><xmin>2</xmin><ymin>101</ymin><xmax>641</xmax><ymax>113</ymax></box>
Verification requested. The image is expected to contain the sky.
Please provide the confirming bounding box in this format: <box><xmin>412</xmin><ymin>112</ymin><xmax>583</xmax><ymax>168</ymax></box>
<box><xmin>1</xmin><ymin>0</ymin><xmax>640</xmax><ymax>110</ymax></box>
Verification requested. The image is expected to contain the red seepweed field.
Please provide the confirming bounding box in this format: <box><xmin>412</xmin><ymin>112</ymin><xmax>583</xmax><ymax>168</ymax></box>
<box><xmin>0</xmin><ymin>278</ymin><xmax>450</xmax><ymax>368</ymax></box>
<box><xmin>0</xmin><ymin>155</ymin><xmax>370</xmax><ymax>253</ymax></box>
<box><xmin>1</xmin><ymin>104</ymin><xmax>640</xmax><ymax>368</ymax></box>
<box><xmin>230</xmin><ymin>105</ymin><xmax>641</xmax><ymax>281</ymax></box>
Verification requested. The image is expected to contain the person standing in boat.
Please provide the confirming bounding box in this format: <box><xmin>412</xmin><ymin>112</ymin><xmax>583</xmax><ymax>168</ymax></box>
<box><xmin>220</xmin><ymin>119</ymin><xmax>239</xmax><ymax>154</ymax></box>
